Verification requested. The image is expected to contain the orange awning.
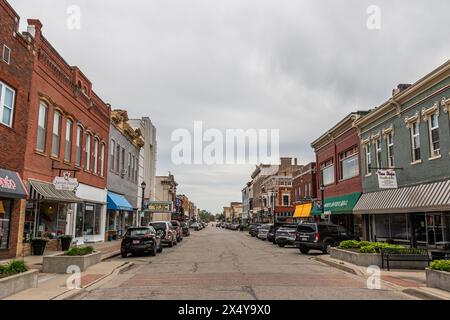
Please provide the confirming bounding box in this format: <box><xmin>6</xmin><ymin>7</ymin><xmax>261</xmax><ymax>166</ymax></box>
<box><xmin>293</xmin><ymin>203</ymin><xmax>312</xmax><ymax>218</ymax></box>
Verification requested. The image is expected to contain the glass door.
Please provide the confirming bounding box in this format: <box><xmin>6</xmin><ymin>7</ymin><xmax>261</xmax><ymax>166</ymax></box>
<box><xmin>426</xmin><ymin>213</ymin><xmax>446</xmax><ymax>247</ymax></box>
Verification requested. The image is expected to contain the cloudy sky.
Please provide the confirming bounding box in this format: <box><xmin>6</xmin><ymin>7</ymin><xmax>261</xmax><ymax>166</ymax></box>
<box><xmin>10</xmin><ymin>0</ymin><xmax>449</xmax><ymax>213</ymax></box>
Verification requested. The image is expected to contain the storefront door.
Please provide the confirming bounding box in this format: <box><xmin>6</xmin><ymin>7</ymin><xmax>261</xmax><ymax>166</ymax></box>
<box><xmin>426</xmin><ymin>213</ymin><xmax>448</xmax><ymax>247</ymax></box>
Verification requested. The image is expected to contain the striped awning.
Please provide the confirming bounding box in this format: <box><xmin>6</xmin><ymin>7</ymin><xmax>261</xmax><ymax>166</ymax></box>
<box><xmin>354</xmin><ymin>179</ymin><xmax>450</xmax><ymax>214</ymax></box>
<box><xmin>28</xmin><ymin>179</ymin><xmax>82</xmax><ymax>203</ymax></box>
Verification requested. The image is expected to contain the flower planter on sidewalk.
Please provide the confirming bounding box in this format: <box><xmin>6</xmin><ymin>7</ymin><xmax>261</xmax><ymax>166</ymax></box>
<box><xmin>42</xmin><ymin>252</ymin><xmax>102</xmax><ymax>274</ymax></box>
<box><xmin>0</xmin><ymin>270</ymin><xmax>39</xmax><ymax>299</ymax></box>
<box><xmin>330</xmin><ymin>248</ymin><xmax>429</xmax><ymax>269</ymax></box>
<box><xmin>426</xmin><ymin>268</ymin><xmax>450</xmax><ymax>292</ymax></box>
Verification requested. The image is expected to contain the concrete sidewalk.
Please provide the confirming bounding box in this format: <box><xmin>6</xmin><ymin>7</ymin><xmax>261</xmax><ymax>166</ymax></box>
<box><xmin>0</xmin><ymin>240</ymin><xmax>122</xmax><ymax>271</ymax></box>
<box><xmin>316</xmin><ymin>255</ymin><xmax>450</xmax><ymax>300</ymax></box>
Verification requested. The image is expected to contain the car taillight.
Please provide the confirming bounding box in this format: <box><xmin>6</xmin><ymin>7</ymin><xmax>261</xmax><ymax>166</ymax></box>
<box><xmin>315</xmin><ymin>232</ymin><xmax>320</xmax><ymax>241</ymax></box>
<box><xmin>144</xmin><ymin>232</ymin><xmax>154</xmax><ymax>239</ymax></box>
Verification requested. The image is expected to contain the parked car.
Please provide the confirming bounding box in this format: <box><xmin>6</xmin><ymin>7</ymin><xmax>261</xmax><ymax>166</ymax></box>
<box><xmin>121</xmin><ymin>226</ymin><xmax>162</xmax><ymax>258</ymax></box>
<box><xmin>257</xmin><ymin>224</ymin><xmax>273</xmax><ymax>240</ymax></box>
<box><xmin>229</xmin><ymin>223</ymin><xmax>240</xmax><ymax>230</ymax></box>
<box><xmin>267</xmin><ymin>225</ymin><xmax>277</xmax><ymax>242</ymax></box>
<box><xmin>249</xmin><ymin>224</ymin><xmax>261</xmax><ymax>237</ymax></box>
<box><xmin>275</xmin><ymin>224</ymin><xmax>298</xmax><ymax>247</ymax></box>
<box><xmin>181</xmin><ymin>221</ymin><xmax>190</xmax><ymax>236</ymax></box>
<box><xmin>294</xmin><ymin>222</ymin><xmax>355</xmax><ymax>254</ymax></box>
<box><xmin>191</xmin><ymin>222</ymin><xmax>201</xmax><ymax>231</ymax></box>
<box><xmin>149</xmin><ymin>221</ymin><xmax>177</xmax><ymax>247</ymax></box>
<box><xmin>171</xmin><ymin>220</ymin><xmax>183</xmax><ymax>242</ymax></box>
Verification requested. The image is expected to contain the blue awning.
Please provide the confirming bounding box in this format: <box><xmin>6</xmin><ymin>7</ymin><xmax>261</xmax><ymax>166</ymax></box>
<box><xmin>107</xmin><ymin>191</ymin><xmax>133</xmax><ymax>211</ymax></box>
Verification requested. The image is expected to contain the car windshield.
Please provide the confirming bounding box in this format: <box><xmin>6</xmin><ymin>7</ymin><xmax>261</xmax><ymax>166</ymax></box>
<box><xmin>297</xmin><ymin>224</ymin><xmax>317</xmax><ymax>233</ymax></box>
<box><xmin>281</xmin><ymin>225</ymin><xmax>297</xmax><ymax>229</ymax></box>
<box><xmin>126</xmin><ymin>228</ymin><xmax>150</xmax><ymax>236</ymax></box>
<box><xmin>150</xmin><ymin>222</ymin><xmax>166</xmax><ymax>230</ymax></box>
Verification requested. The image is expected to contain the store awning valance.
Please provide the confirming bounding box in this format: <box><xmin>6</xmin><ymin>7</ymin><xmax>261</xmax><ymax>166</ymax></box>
<box><xmin>354</xmin><ymin>180</ymin><xmax>450</xmax><ymax>214</ymax></box>
<box><xmin>294</xmin><ymin>203</ymin><xmax>312</xmax><ymax>218</ymax></box>
<box><xmin>312</xmin><ymin>192</ymin><xmax>362</xmax><ymax>216</ymax></box>
<box><xmin>28</xmin><ymin>179</ymin><xmax>82</xmax><ymax>202</ymax></box>
<box><xmin>107</xmin><ymin>191</ymin><xmax>133</xmax><ymax>211</ymax></box>
<box><xmin>0</xmin><ymin>168</ymin><xmax>28</xmax><ymax>199</ymax></box>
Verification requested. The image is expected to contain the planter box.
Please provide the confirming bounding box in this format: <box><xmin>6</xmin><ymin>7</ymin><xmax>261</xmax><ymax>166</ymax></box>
<box><xmin>330</xmin><ymin>248</ymin><xmax>429</xmax><ymax>269</ymax></box>
<box><xmin>426</xmin><ymin>268</ymin><xmax>450</xmax><ymax>292</ymax></box>
<box><xmin>42</xmin><ymin>251</ymin><xmax>102</xmax><ymax>274</ymax></box>
<box><xmin>0</xmin><ymin>270</ymin><xmax>39</xmax><ymax>299</ymax></box>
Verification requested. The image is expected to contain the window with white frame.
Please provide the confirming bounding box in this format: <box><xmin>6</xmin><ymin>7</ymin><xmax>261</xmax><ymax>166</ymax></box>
<box><xmin>36</xmin><ymin>102</ymin><xmax>48</xmax><ymax>151</ymax></box>
<box><xmin>340</xmin><ymin>146</ymin><xmax>359</xmax><ymax>180</ymax></box>
<box><xmin>85</xmin><ymin>133</ymin><xmax>91</xmax><ymax>170</ymax></box>
<box><xmin>65</xmin><ymin>119</ymin><xmax>72</xmax><ymax>162</ymax></box>
<box><xmin>110</xmin><ymin>139</ymin><xmax>115</xmax><ymax>171</ymax></box>
<box><xmin>51</xmin><ymin>111</ymin><xmax>61</xmax><ymax>157</ymax></box>
<box><xmin>0</xmin><ymin>82</ymin><xmax>15</xmax><ymax>127</ymax></box>
<box><xmin>428</xmin><ymin>113</ymin><xmax>440</xmax><ymax>157</ymax></box>
<box><xmin>364</xmin><ymin>143</ymin><xmax>371</xmax><ymax>175</ymax></box>
<box><xmin>2</xmin><ymin>45</ymin><xmax>10</xmax><ymax>64</ymax></box>
<box><xmin>128</xmin><ymin>152</ymin><xmax>131</xmax><ymax>179</ymax></box>
<box><xmin>387</xmin><ymin>133</ymin><xmax>395</xmax><ymax>168</ymax></box>
<box><xmin>321</xmin><ymin>159</ymin><xmax>334</xmax><ymax>186</ymax></box>
<box><xmin>375</xmin><ymin>138</ymin><xmax>382</xmax><ymax>169</ymax></box>
<box><xmin>282</xmin><ymin>194</ymin><xmax>290</xmax><ymax>206</ymax></box>
<box><xmin>75</xmin><ymin>126</ymin><xmax>82</xmax><ymax>166</ymax></box>
<box><xmin>410</xmin><ymin>121</ymin><xmax>421</xmax><ymax>162</ymax></box>
<box><xmin>93</xmin><ymin>138</ymin><xmax>99</xmax><ymax>174</ymax></box>
<box><xmin>100</xmin><ymin>143</ymin><xmax>105</xmax><ymax>177</ymax></box>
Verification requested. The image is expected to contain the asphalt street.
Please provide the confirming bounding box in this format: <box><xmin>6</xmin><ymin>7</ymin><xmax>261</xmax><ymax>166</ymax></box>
<box><xmin>74</xmin><ymin>225</ymin><xmax>415</xmax><ymax>300</ymax></box>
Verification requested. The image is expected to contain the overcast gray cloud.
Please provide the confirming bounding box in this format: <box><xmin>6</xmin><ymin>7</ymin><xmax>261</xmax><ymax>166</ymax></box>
<box><xmin>10</xmin><ymin>0</ymin><xmax>450</xmax><ymax>213</ymax></box>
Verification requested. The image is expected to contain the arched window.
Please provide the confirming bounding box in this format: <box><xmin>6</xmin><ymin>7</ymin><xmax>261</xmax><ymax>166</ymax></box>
<box><xmin>36</xmin><ymin>102</ymin><xmax>48</xmax><ymax>151</ymax></box>
<box><xmin>85</xmin><ymin>133</ymin><xmax>91</xmax><ymax>171</ymax></box>
<box><xmin>93</xmin><ymin>138</ymin><xmax>99</xmax><ymax>174</ymax></box>
<box><xmin>51</xmin><ymin>111</ymin><xmax>62</xmax><ymax>157</ymax></box>
<box><xmin>75</xmin><ymin>125</ymin><xmax>83</xmax><ymax>166</ymax></box>
<box><xmin>65</xmin><ymin>119</ymin><xmax>73</xmax><ymax>162</ymax></box>
<box><xmin>100</xmin><ymin>142</ymin><xmax>105</xmax><ymax>177</ymax></box>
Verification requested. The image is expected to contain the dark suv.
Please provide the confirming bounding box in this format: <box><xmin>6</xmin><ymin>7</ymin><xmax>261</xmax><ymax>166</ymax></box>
<box><xmin>248</xmin><ymin>224</ymin><xmax>261</xmax><ymax>237</ymax></box>
<box><xmin>294</xmin><ymin>222</ymin><xmax>355</xmax><ymax>254</ymax></box>
<box><xmin>121</xmin><ymin>226</ymin><xmax>162</xmax><ymax>257</ymax></box>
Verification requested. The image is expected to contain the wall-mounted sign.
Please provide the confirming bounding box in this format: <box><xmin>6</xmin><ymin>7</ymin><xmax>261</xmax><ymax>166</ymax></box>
<box><xmin>376</xmin><ymin>170</ymin><xmax>398</xmax><ymax>189</ymax></box>
<box><xmin>53</xmin><ymin>176</ymin><xmax>79</xmax><ymax>191</ymax></box>
<box><xmin>146</xmin><ymin>201</ymin><xmax>173</xmax><ymax>213</ymax></box>
<box><xmin>0</xmin><ymin>169</ymin><xmax>28</xmax><ymax>199</ymax></box>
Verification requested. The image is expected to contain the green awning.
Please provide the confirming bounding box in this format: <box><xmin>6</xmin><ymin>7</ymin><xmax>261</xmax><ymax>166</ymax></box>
<box><xmin>312</xmin><ymin>192</ymin><xmax>362</xmax><ymax>216</ymax></box>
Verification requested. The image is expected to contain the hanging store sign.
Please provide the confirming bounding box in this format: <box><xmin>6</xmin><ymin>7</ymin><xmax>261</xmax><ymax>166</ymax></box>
<box><xmin>376</xmin><ymin>170</ymin><xmax>398</xmax><ymax>189</ymax></box>
<box><xmin>145</xmin><ymin>201</ymin><xmax>173</xmax><ymax>212</ymax></box>
<box><xmin>53</xmin><ymin>174</ymin><xmax>79</xmax><ymax>191</ymax></box>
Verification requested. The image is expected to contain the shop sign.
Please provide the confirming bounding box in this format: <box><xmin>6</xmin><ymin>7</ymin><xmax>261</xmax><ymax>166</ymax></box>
<box><xmin>53</xmin><ymin>173</ymin><xmax>79</xmax><ymax>191</ymax></box>
<box><xmin>376</xmin><ymin>169</ymin><xmax>398</xmax><ymax>189</ymax></box>
<box><xmin>0</xmin><ymin>168</ymin><xmax>27</xmax><ymax>198</ymax></box>
<box><xmin>146</xmin><ymin>201</ymin><xmax>172</xmax><ymax>212</ymax></box>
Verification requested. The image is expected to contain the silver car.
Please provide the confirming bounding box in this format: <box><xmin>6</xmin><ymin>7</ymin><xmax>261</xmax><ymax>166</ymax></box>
<box><xmin>275</xmin><ymin>224</ymin><xmax>298</xmax><ymax>247</ymax></box>
<box><xmin>257</xmin><ymin>224</ymin><xmax>273</xmax><ymax>240</ymax></box>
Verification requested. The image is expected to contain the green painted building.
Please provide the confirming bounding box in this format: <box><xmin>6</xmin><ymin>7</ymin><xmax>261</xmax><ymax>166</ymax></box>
<box><xmin>354</xmin><ymin>60</ymin><xmax>450</xmax><ymax>250</ymax></box>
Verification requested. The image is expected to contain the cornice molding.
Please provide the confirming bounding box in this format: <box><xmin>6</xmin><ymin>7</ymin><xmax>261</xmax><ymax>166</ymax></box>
<box><xmin>382</xmin><ymin>124</ymin><xmax>394</xmax><ymax>138</ymax></box>
<box><xmin>421</xmin><ymin>101</ymin><xmax>439</xmax><ymax>122</ymax></box>
<box><xmin>404</xmin><ymin>111</ymin><xmax>420</xmax><ymax>129</ymax></box>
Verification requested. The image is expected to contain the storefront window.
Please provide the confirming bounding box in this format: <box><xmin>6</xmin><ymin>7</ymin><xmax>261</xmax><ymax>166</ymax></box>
<box><xmin>390</xmin><ymin>214</ymin><xmax>409</xmax><ymax>241</ymax></box>
<box><xmin>76</xmin><ymin>203</ymin><xmax>102</xmax><ymax>237</ymax></box>
<box><xmin>35</xmin><ymin>202</ymin><xmax>70</xmax><ymax>238</ymax></box>
<box><xmin>23</xmin><ymin>203</ymin><xmax>36</xmax><ymax>243</ymax></box>
<box><xmin>0</xmin><ymin>199</ymin><xmax>12</xmax><ymax>250</ymax></box>
<box><xmin>374</xmin><ymin>214</ymin><xmax>390</xmax><ymax>239</ymax></box>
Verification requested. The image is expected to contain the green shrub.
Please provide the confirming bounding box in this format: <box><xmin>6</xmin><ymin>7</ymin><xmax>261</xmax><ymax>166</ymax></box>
<box><xmin>339</xmin><ymin>240</ymin><xmax>373</xmax><ymax>249</ymax></box>
<box><xmin>359</xmin><ymin>245</ymin><xmax>377</xmax><ymax>254</ymax></box>
<box><xmin>65</xmin><ymin>246</ymin><xmax>94</xmax><ymax>256</ymax></box>
<box><xmin>0</xmin><ymin>260</ymin><xmax>28</xmax><ymax>278</ymax></box>
<box><xmin>430</xmin><ymin>260</ymin><xmax>450</xmax><ymax>272</ymax></box>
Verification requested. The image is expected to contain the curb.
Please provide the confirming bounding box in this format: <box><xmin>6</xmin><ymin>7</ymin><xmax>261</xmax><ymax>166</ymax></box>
<box><xmin>315</xmin><ymin>256</ymin><xmax>358</xmax><ymax>275</ymax></box>
<box><xmin>402</xmin><ymin>288</ymin><xmax>445</xmax><ymax>300</ymax></box>
<box><xmin>101</xmin><ymin>250</ymin><xmax>121</xmax><ymax>261</ymax></box>
<box><xmin>51</xmin><ymin>261</ymin><xmax>133</xmax><ymax>300</ymax></box>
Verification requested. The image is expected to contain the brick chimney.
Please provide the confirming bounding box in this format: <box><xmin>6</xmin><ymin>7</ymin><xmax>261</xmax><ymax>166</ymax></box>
<box><xmin>27</xmin><ymin>19</ymin><xmax>43</xmax><ymax>42</ymax></box>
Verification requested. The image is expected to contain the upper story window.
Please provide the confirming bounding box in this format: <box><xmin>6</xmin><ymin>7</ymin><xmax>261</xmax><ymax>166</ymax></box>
<box><xmin>75</xmin><ymin>126</ymin><xmax>83</xmax><ymax>166</ymax></box>
<box><xmin>36</xmin><ymin>102</ymin><xmax>48</xmax><ymax>151</ymax></box>
<box><xmin>0</xmin><ymin>81</ymin><xmax>15</xmax><ymax>127</ymax></box>
<box><xmin>375</xmin><ymin>138</ymin><xmax>382</xmax><ymax>169</ymax></box>
<box><xmin>85</xmin><ymin>133</ymin><xmax>91</xmax><ymax>171</ymax></box>
<box><xmin>339</xmin><ymin>146</ymin><xmax>359</xmax><ymax>180</ymax></box>
<box><xmin>100</xmin><ymin>143</ymin><xmax>105</xmax><ymax>177</ymax></box>
<box><xmin>121</xmin><ymin>148</ymin><xmax>125</xmax><ymax>174</ymax></box>
<box><xmin>364</xmin><ymin>143</ymin><xmax>371</xmax><ymax>175</ymax></box>
<box><xmin>65</xmin><ymin>119</ymin><xmax>73</xmax><ymax>162</ymax></box>
<box><xmin>282</xmin><ymin>194</ymin><xmax>290</xmax><ymax>206</ymax></box>
<box><xmin>321</xmin><ymin>159</ymin><xmax>334</xmax><ymax>186</ymax></box>
<box><xmin>110</xmin><ymin>139</ymin><xmax>116</xmax><ymax>171</ymax></box>
<box><xmin>410</xmin><ymin>121</ymin><xmax>421</xmax><ymax>162</ymax></box>
<box><xmin>51</xmin><ymin>111</ymin><xmax>61</xmax><ymax>157</ymax></box>
<box><xmin>116</xmin><ymin>144</ymin><xmax>121</xmax><ymax>173</ymax></box>
<box><xmin>128</xmin><ymin>152</ymin><xmax>132</xmax><ymax>179</ymax></box>
<box><xmin>2</xmin><ymin>45</ymin><xmax>10</xmax><ymax>64</ymax></box>
<box><xmin>428</xmin><ymin>113</ymin><xmax>440</xmax><ymax>157</ymax></box>
<box><xmin>93</xmin><ymin>138</ymin><xmax>99</xmax><ymax>174</ymax></box>
<box><xmin>386</xmin><ymin>132</ymin><xmax>395</xmax><ymax>168</ymax></box>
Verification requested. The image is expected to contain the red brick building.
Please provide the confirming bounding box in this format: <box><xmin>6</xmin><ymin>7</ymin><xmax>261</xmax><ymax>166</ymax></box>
<box><xmin>311</xmin><ymin>112</ymin><xmax>368</xmax><ymax>236</ymax></box>
<box><xmin>0</xmin><ymin>0</ymin><xmax>34</xmax><ymax>259</ymax></box>
<box><xmin>0</xmin><ymin>0</ymin><xmax>111</xmax><ymax>257</ymax></box>
<box><xmin>292</xmin><ymin>162</ymin><xmax>317</xmax><ymax>222</ymax></box>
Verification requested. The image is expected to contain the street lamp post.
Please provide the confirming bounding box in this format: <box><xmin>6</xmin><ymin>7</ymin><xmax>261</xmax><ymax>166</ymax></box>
<box><xmin>320</xmin><ymin>184</ymin><xmax>326</xmax><ymax>221</ymax></box>
<box><xmin>141</xmin><ymin>181</ymin><xmax>146</xmax><ymax>226</ymax></box>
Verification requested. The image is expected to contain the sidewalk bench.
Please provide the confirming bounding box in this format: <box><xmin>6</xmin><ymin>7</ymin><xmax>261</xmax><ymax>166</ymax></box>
<box><xmin>381</xmin><ymin>248</ymin><xmax>431</xmax><ymax>271</ymax></box>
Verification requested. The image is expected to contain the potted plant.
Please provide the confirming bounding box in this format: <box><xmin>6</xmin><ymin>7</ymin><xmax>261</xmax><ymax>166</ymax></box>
<box><xmin>59</xmin><ymin>235</ymin><xmax>73</xmax><ymax>251</ymax></box>
<box><xmin>30</xmin><ymin>237</ymin><xmax>49</xmax><ymax>256</ymax></box>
